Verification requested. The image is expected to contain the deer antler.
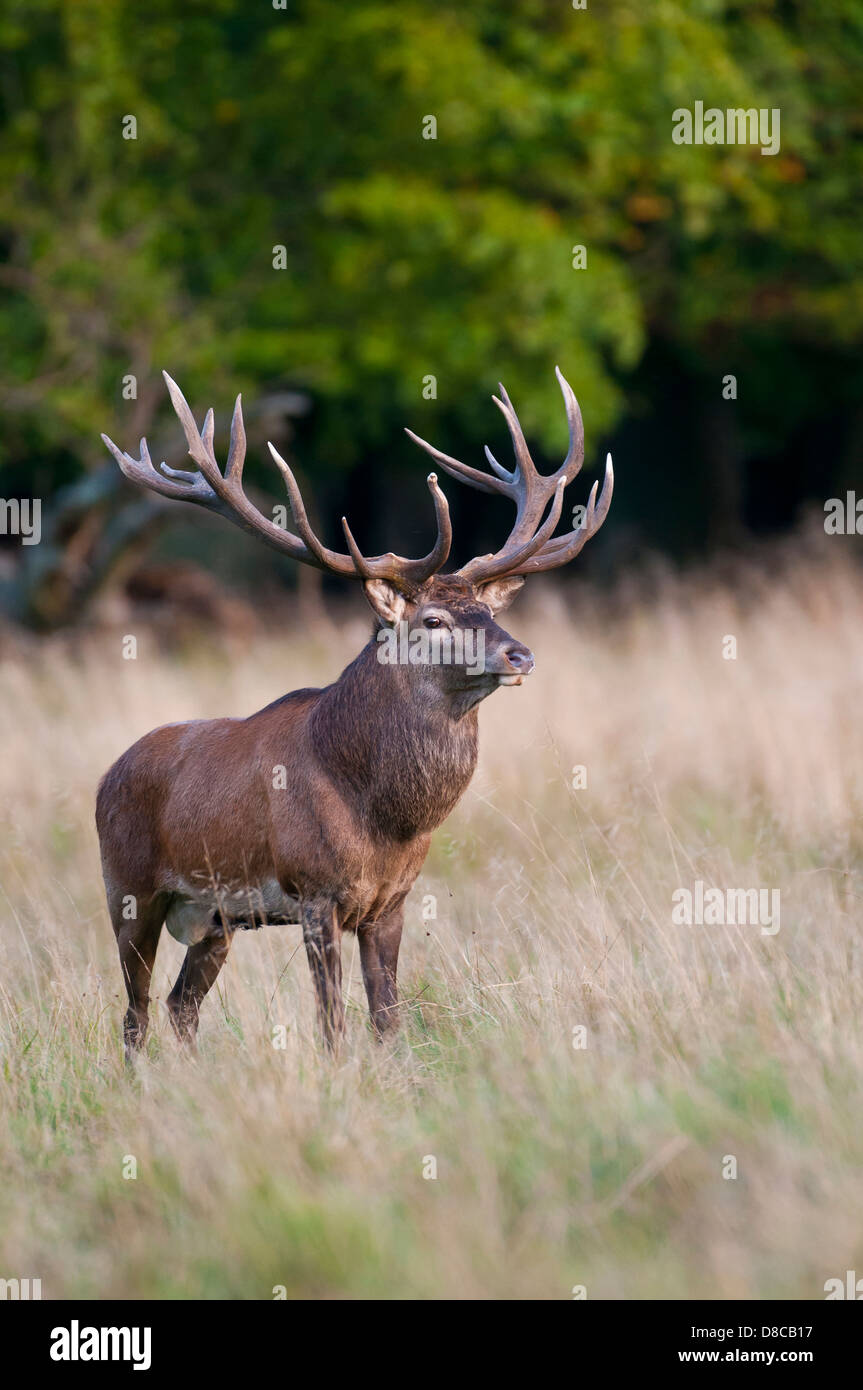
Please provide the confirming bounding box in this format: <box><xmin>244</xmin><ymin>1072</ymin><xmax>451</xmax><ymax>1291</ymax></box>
<box><xmin>102</xmin><ymin>372</ymin><xmax>452</xmax><ymax>591</ymax></box>
<box><xmin>405</xmin><ymin>366</ymin><xmax>613</xmax><ymax>583</ymax></box>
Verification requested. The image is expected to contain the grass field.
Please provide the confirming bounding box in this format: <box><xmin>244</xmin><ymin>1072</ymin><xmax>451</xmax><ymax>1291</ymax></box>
<box><xmin>1</xmin><ymin>543</ymin><xmax>862</xmax><ymax>1300</ymax></box>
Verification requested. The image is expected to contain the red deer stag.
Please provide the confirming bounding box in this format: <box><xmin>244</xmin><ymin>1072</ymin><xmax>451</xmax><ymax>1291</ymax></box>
<box><xmin>98</xmin><ymin>369</ymin><xmax>612</xmax><ymax>1055</ymax></box>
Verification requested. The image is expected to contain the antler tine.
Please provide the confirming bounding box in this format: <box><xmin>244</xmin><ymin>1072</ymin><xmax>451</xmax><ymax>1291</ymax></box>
<box><xmin>418</xmin><ymin>471</ymin><xmax>454</xmax><ymax>578</ymax></box>
<box><xmin>339</xmin><ymin>514</ymin><xmax>371</xmax><ymax>578</ymax></box>
<box><xmin>492</xmin><ymin>383</ymin><xmax>537</xmax><ymax>482</ymax></box>
<box><xmin>483</xmin><ymin>445</ymin><xmax>515</xmax><ymax>481</ymax></box>
<box><xmin>508</xmin><ymin>454</ymin><xmax>614</xmax><ymax>575</ymax></box>
<box><xmin>225</xmin><ymin>393</ymin><xmax>246</xmax><ymax>483</ymax></box>
<box><xmin>162</xmin><ymin>373</ymin><xmax>223</xmax><ymax>489</ymax></box>
<box><xmin>338</xmin><ymin>472</ymin><xmax>453</xmax><ymax>590</ymax></box>
<box><xmin>553</xmin><ymin>363</ymin><xmax>585</xmax><ymax>482</ymax></box>
<box><xmin>404</xmin><ymin>429</ymin><xmax>509</xmax><ymax>497</ymax></box>
<box><xmin>267</xmin><ymin>441</ymin><xmax>344</xmax><ymax>569</ymax></box>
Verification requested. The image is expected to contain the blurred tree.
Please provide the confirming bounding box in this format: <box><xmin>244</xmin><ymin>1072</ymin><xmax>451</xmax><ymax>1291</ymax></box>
<box><xmin>0</xmin><ymin>0</ymin><xmax>861</xmax><ymax>622</ymax></box>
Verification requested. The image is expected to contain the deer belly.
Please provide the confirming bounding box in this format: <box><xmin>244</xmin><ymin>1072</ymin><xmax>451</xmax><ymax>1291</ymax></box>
<box><xmin>164</xmin><ymin>879</ymin><xmax>301</xmax><ymax>945</ymax></box>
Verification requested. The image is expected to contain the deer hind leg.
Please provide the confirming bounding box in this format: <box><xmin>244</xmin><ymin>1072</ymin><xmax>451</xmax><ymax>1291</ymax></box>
<box><xmin>301</xmin><ymin>898</ymin><xmax>344</xmax><ymax>1051</ymax></box>
<box><xmin>111</xmin><ymin>890</ymin><xmax>169</xmax><ymax>1059</ymax></box>
<box><xmin>166</xmin><ymin>924</ymin><xmax>233</xmax><ymax>1045</ymax></box>
<box><xmin>359</xmin><ymin>904</ymin><xmax>404</xmax><ymax>1039</ymax></box>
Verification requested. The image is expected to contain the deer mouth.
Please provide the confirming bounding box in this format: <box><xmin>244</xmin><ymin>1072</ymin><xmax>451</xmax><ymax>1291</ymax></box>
<box><xmin>497</xmin><ymin>672</ymin><xmax>528</xmax><ymax>686</ymax></box>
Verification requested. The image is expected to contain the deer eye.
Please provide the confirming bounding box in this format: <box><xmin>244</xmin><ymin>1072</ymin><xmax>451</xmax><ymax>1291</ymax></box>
<box><xmin>424</xmin><ymin>616</ymin><xmax>443</xmax><ymax>629</ymax></box>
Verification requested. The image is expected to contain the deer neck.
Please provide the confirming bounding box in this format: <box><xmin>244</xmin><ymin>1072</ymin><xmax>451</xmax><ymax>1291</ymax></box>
<box><xmin>311</xmin><ymin>640</ymin><xmax>480</xmax><ymax>841</ymax></box>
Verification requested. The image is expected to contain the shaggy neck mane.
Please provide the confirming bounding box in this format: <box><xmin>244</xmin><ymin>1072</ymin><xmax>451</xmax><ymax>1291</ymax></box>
<box><xmin>311</xmin><ymin>639</ymin><xmax>479</xmax><ymax>841</ymax></box>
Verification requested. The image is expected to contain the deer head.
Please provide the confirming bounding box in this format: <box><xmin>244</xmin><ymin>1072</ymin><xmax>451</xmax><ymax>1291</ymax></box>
<box><xmin>102</xmin><ymin>368</ymin><xmax>613</xmax><ymax>702</ymax></box>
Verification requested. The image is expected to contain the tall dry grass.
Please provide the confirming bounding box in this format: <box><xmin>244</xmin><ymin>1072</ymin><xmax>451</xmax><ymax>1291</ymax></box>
<box><xmin>1</xmin><ymin>541</ymin><xmax>862</xmax><ymax>1299</ymax></box>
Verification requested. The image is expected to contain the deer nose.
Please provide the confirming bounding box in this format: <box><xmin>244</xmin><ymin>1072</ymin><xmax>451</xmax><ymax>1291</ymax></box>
<box><xmin>503</xmin><ymin>644</ymin><xmax>534</xmax><ymax>674</ymax></box>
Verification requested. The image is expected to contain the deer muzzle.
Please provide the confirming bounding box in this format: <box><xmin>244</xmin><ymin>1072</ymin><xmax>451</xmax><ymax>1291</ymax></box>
<box><xmin>492</xmin><ymin>642</ymin><xmax>535</xmax><ymax>686</ymax></box>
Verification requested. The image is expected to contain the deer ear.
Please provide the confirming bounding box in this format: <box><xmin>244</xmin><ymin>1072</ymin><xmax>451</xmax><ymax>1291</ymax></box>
<box><xmin>363</xmin><ymin>579</ymin><xmax>408</xmax><ymax>625</ymax></box>
<box><xmin>476</xmin><ymin>575</ymin><xmax>525</xmax><ymax>615</ymax></box>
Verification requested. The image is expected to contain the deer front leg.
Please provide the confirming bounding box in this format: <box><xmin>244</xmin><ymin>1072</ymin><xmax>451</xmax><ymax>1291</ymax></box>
<box><xmin>302</xmin><ymin>898</ymin><xmax>344</xmax><ymax>1050</ymax></box>
<box><xmin>359</xmin><ymin>903</ymin><xmax>404</xmax><ymax>1039</ymax></box>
